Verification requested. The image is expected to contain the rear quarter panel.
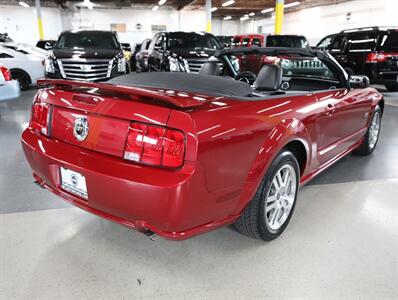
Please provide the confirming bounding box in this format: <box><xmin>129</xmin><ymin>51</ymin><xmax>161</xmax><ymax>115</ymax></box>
<box><xmin>189</xmin><ymin>94</ymin><xmax>318</xmax><ymax>216</ymax></box>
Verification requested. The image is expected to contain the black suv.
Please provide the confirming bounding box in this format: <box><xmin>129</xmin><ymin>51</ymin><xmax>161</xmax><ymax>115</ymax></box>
<box><xmin>147</xmin><ymin>31</ymin><xmax>222</xmax><ymax>73</ymax></box>
<box><xmin>45</xmin><ymin>30</ymin><xmax>127</xmax><ymax>82</ymax></box>
<box><xmin>317</xmin><ymin>27</ymin><xmax>398</xmax><ymax>91</ymax></box>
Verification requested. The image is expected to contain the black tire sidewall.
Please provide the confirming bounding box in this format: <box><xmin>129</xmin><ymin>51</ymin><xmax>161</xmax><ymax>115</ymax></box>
<box><xmin>258</xmin><ymin>150</ymin><xmax>300</xmax><ymax>240</ymax></box>
<box><xmin>11</xmin><ymin>70</ymin><xmax>29</xmax><ymax>90</ymax></box>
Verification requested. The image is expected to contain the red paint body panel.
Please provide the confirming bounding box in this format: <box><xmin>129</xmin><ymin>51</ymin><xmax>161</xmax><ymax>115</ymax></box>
<box><xmin>21</xmin><ymin>79</ymin><xmax>384</xmax><ymax>240</ymax></box>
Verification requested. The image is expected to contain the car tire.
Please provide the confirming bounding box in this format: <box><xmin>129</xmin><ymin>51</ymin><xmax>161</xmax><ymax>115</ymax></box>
<box><xmin>235</xmin><ymin>150</ymin><xmax>300</xmax><ymax>241</ymax></box>
<box><xmin>10</xmin><ymin>69</ymin><xmax>31</xmax><ymax>91</ymax></box>
<box><xmin>354</xmin><ymin>105</ymin><xmax>382</xmax><ymax>155</ymax></box>
<box><xmin>385</xmin><ymin>83</ymin><xmax>398</xmax><ymax>92</ymax></box>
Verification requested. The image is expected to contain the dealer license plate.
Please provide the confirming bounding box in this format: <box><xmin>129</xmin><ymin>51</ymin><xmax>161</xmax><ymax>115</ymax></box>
<box><xmin>60</xmin><ymin>167</ymin><xmax>88</xmax><ymax>199</ymax></box>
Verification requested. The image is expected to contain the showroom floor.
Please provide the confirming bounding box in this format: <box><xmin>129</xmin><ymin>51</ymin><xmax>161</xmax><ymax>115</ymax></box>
<box><xmin>1</xmin><ymin>87</ymin><xmax>397</xmax><ymax>299</ymax></box>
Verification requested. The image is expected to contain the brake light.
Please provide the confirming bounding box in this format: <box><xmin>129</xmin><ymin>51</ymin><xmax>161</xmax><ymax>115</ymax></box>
<box><xmin>0</xmin><ymin>66</ymin><xmax>12</xmax><ymax>81</ymax></box>
<box><xmin>30</xmin><ymin>102</ymin><xmax>50</xmax><ymax>135</ymax></box>
<box><xmin>124</xmin><ymin>122</ymin><xmax>185</xmax><ymax>168</ymax></box>
<box><xmin>366</xmin><ymin>53</ymin><xmax>387</xmax><ymax>63</ymax></box>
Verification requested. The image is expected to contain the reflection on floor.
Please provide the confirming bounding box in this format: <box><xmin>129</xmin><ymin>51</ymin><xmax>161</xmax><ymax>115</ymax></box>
<box><xmin>0</xmin><ymin>88</ymin><xmax>397</xmax><ymax>299</ymax></box>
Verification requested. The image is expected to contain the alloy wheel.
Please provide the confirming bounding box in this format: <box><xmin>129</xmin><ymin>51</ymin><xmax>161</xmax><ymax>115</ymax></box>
<box><xmin>264</xmin><ymin>164</ymin><xmax>297</xmax><ymax>232</ymax></box>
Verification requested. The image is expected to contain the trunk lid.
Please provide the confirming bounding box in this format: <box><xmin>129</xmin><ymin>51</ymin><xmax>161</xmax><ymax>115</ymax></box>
<box><xmin>37</xmin><ymin>79</ymin><xmax>188</xmax><ymax>158</ymax></box>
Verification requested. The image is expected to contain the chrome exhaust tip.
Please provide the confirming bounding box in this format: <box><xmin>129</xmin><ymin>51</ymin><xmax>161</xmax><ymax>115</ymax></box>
<box><xmin>143</xmin><ymin>230</ymin><xmax>158</xmax><ymax>241</ymax></box>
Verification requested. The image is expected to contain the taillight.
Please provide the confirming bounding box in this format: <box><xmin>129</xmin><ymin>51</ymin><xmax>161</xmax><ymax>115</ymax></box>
<box><xmin>30</xmin><ymin>102</ymin><xmax>50</xmax><ymax>135</ymax></box>
<box><xmin>366</xmin><ymin>53</ymin><xmax>387</xmax><ymax>63</ymax></box>
<box><xmin>0</xmin><ymin>66</ymin><xmax>12</xmax><ymax>81</ymax></box>
<box><xmin>124</xmin><ymin>122</ymin><xmax>185</xmax><ymax>168</ymax></box>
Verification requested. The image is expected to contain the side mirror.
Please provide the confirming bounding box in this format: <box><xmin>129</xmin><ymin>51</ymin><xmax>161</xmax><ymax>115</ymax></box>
<box><xmin>349</xmin><ymin>75</ymin><xmax>370</xmax><ymax>89</ymax></box>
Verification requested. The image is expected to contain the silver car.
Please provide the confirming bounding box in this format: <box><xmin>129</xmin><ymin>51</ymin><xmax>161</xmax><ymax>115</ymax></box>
<box><xmin>0</xmin><ymin>65</ymin><xmax>20</xmax><ymax>101</ymax></box>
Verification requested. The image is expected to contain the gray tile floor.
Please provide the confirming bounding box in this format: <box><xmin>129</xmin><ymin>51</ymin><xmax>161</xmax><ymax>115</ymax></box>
<box><xmin>1</xmin><ymin>87</ymin><xmax>397</xmax><ymax>299</ymax></box>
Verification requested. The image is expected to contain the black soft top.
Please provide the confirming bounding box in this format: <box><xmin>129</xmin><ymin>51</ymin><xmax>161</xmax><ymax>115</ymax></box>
<box><xmin>108</xmin><ymin>72</ymin><xmax>253</xmax><ymax>98</ymax></box>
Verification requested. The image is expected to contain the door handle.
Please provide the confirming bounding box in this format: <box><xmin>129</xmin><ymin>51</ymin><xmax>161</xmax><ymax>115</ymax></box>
<box><xmin>322</xmin><ymin>104</ymin><xmax>336</xmax><ymax>116</ymax></box>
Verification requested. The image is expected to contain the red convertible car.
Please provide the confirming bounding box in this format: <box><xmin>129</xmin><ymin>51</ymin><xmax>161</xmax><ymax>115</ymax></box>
<box><xmin>21</xmin><ymin>48</ymin><xmax>383</xmax><ymax>241</ymax></box>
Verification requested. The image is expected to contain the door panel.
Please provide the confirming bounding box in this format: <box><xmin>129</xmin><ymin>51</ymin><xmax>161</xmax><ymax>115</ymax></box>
<box><xmin>315</xmin><ymin>88</ymin><xmax>371</xmax><ymax>164</ymax></box>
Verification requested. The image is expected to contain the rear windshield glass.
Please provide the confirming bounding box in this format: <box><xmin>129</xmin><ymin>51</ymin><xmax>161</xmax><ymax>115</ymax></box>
<box><xmin>267</xmin><ymin>36</ymin><xmax>308</xmax><ymax>48</ymax></box>
<box><xmin>379</xmin><ymin>31</ymin><xmax>398</xmax><ymax>51</ymax></box>
<box><xmin>56</xmin><ymin>32</ymin><xmax>120</xmax><ymax>50</ymax></box>
<box><xmin>167</xmin><ymin>33</ymin><xmax>221</xmax><ymax>50</ymax></box>
<box><xmin>348</xmin><ymin>32</ymin><xmax>377</xmax><ymax>52</ymax></box>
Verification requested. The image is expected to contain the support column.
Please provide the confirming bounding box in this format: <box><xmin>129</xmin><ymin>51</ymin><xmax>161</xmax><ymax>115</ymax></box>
<box><xmin>274</xmin><ymin>0</ymin><xmax>284</xmax><ymax>35</ymax></box>
<box><xmin>35</xmin><ymin>0</ymin><xmax>44</xmax><ymax>40</ymax></box>
<box><xmin>205</xmin><ymin>0</ymin><xmax>212</xmax><ymax>33</ymax></box>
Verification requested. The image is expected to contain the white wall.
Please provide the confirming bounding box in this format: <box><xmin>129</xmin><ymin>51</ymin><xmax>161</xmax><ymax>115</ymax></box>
<box><xmin>0</xmin><ymin>5</ymin><xmax>63</xmax><ymax>44</ymax></box>
<box><xmin>1</xmin><ymin>5</ymin><xmax>207</xmax><ymax>46</ymax></box>
<box><xmin>62</xmin><ymin>7</ymin><xmax>207</xmax><ymax>45</ymax></box>
<box><xmin>213</xmin><ymin>0</ymin><xmax>398</xmax><ymax>44</ymax></box>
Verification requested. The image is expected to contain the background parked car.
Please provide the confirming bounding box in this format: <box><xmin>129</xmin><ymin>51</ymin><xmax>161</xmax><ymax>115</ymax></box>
<box><xmin>233</xmin><ymin>34</ymin><xmax>311</xmax><ymax>74</ymax></box>
<box><xmin>232</xmin><ymin>34</ymin><xmax>267</xmax><ymax>48</ymax></box>
<box><xmin>121</xmin><ymin>42</ymin><xmax>132</xmax><ymax>71</ymax></box>
<box><xmin>217</xmin><ymin>35</ymin><xmax>234</xmax><ymax>48</ymax></box>
<box><xmin>36</xmin><ymin>40</ymin><xmax>56</xmax><ymax>51</ymax></box>
<box><xmin>45</xmin><ymin>30</ymin><xmax>128</xmax><ymax>82</ymax></box>
<box><xmin>1</xmin><ymin>42</ymin><xmax>49</xmax><ymax>60</ymax></box>
<box><xmin>0</xmin><ymin>33</ymin><xmax>13</xmax><ymax>42</ymax></box>
<box><xmin>0</xmin><ymin>46</ymin><xmax>44</xmax><ymax>90</ymax></box>
<box><xmin>135</xmin><ymin>38</ymin><xmax>151</xmax><ymax>72</ymax></box>
<box><xmin>316</xmin><ymin>27</ymin><xmax>398</xmax><ymax>91</ymax></box>
<box><xmin>147</xmin><ymin>31</ymin><xmax>222</xmax><ymax>73</ymax></box>
<box><xmin>0</xmin><ymin>65</ymin><xmax>20</xmax><ymax>101</ymax></box>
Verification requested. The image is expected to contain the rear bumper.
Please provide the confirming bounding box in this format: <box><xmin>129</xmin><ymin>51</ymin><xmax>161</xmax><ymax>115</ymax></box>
<box><xmin>21</xmin><ymin>128</ymin><xmax>238</xmax><ymax>240</ymax></box>
<box><xmin>0</xmin><ymin>80</ymin><xmax>20</xmax><ymax>101</ymax></box>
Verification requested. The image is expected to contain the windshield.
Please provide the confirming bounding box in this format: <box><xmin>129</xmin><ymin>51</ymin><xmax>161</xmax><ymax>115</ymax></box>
<box><xmin>379</xmin><ymin>31</ymin><xmax>398</xmax><ymax>51</ymax></box>
<box><xmin>267</xmin><ymin>36</ymin><xmax>309</xmax><ymax>48</ymax></box>
<box><xmin>55</xmin><ymin>32</ymin><xmax>120</xmax><ymax>50</ymax></box>
<box><xmin>227</xmin><ymin>53</ymin><xmax>338</xmax><ymax>81</ymax></box>
<box><xmin>168</xmin><ymin>33</ymin><xmax>221</xmax><ymax>50</ymax></box>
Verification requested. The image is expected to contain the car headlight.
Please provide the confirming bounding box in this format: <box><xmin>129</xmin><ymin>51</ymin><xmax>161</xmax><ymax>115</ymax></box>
<box><xmin>169</xmin><ymin>57</ymin><xmax>180</xmax><ymax>72</ymax></box>
<box><xmin>45</xmin><ymin>58</ymin><xmax>55</xmax><ymax>73</ymax></box>
<box><xmin>117</xmin><ymin>57</ymin><xmax>127</xmax><ymax>73</ymax></box>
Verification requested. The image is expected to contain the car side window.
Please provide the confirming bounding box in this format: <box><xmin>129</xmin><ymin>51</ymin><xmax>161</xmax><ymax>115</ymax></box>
<box><xmin>252</xmin><ymin>38</ymin><xmax>262</xmax><ymax>47</ymax></box>
<box><xmin>330</xmin><ymin>35</ymin><xmax>345</xmax><ymax>52</ymax></box>
<box><xmin>348</xmin><ymin>32</ymin><xmax>377</xmax><ymax>52</ymax></box>
<box><xmin>154</xmin><ymin>35</ymin><xmax>164</xmax><ymax>50</ymax></box>
<box><xmin>0</xmin><ymin>52</ymin><xmax>13</xmax><ymax>58</ymax></box>
<box><xmin>242</xmin><ymin>38</ymin><xmax>250</xmax><ymax>47</ymax></box>
<box><xmin>317</xmin><ymin>36</ymin><xmax>332</xmax><ymax>49</ymax></box>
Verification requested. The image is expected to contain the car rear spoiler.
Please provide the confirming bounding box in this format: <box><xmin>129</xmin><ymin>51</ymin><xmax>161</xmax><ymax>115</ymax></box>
<box><xmin>37</xmin><ymin>79</ymin><xmax>205</xmax><ymax>108</ymax></box>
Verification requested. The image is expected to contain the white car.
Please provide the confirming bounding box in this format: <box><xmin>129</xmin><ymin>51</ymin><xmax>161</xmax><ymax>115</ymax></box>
<box><xmin>1</xmin><ymin>42</ymin><xmax>50</xmax><ymax>60</ymax></box>
<box><xmin>0</xmin><ymin>65</ymin><xmax>20</xmax><ymax>101</ymax></box>
<box><xmin>0</xmin><ymin>46</ymin><xmax>44</xmax><ymax>90</ymax></box>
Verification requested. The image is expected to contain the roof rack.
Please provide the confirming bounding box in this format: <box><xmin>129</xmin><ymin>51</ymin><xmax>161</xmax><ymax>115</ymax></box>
<box><xmin>340</xmin><ymin>26</ymin><xmax>398</xmax><ymax>33</ymax></box>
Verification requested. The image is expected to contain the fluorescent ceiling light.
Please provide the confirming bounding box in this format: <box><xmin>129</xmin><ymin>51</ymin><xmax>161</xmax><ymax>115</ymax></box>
<box><xmin>152</xmin><ymin>5</ymin><xmax>159</xmax><ymax>11</ymax></box>
<box><xmin>224</xmin><ymin>16</ymin><xmax>232</xmax><ymax>20</ymax></box>
<box><xmin>240</xmin><ymin>16</ymin><xmax>249</xmax><ymax>21</ymax></box>
<box><xmin>261</xmin><ymin>8</ymin><xmax>274</xmax><ymax>14</ymax></box>
<box><xmin>285</xmin><ymin>1</ymin><xmax>300</xmax><ymax>8</ymax></box>
<box><xmin>210</xmin><ymin>7</ymin><xmax>218</xmax><ymax>12</ymax></box>
<box><xmin>249</xmin><ymin>12</ymin><xmax>255</xmax><ymax>16</ymax></box>
<box><xmin>158</xmin><ymin>0</ymin><xmax>167</xmax><ymax>5</ymax></box>
<box><xmin>18</xmin><ymin>1</ymin><xmax>30</xmax><ymax>7</ymax></box>
<box><xmin>222</xmin><ymin>0</ymin><xmax>235</xmax><ymax>7</ymax></box>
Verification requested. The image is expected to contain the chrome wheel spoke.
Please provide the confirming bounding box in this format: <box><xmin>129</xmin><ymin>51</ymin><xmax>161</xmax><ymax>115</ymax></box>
<box><xmin>264</xmin><ymin>164</ymin><xmax>297</xmax><ymax>231</ymax></box>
